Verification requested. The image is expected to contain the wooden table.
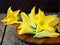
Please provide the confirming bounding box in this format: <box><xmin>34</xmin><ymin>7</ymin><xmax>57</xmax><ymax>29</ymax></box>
<box><xmin>0</xmin><ymin>13</ymin><xmax>60</xmax><ymax>45</ymax></box>
<box><xmin>0</xmin><ymin>14</ymin><xmax>29</xmax><ymax>45</ymax></box>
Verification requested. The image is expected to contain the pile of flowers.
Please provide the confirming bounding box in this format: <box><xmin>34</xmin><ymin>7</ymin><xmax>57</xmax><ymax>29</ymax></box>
<box><xmin>1</xmin><ymin>7</ymin><xmax>60</xmax><ymax>38</ymax></box>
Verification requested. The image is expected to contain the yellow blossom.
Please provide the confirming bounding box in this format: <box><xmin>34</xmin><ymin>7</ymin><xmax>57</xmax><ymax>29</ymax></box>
<box><xmin>17</xmin><ymin>7</ymin><xmax>60</xmax><ymax>38</ymax></box>
<box><xmin>1</xmin><ymin>7</ymin><xmax>20</xmax><ymax>25</ymax></box>
<box><xmin>33</xmin><ymin>9</ymin><xmax>45</xmax><ymax>24</ymax></box>
<box><xmin>29</xmin><ymin>6</ymin><xmax>35</xmax><ymax>19</ymax></box>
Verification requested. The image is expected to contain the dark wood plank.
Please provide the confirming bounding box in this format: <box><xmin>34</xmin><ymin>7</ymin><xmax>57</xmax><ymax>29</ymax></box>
<box><xmin>0</xmin><ymin>14</ymin><xmax>6</xmax><ymax>44</ymax></box>
<box><xmin>2</xmin><ymin>25</ymin><xmax>29</xmax><ymax>45</ymax></box>
<box><xmin>0</xmin><ymin>22</ymin><xmax>5</xmax><ymax>44</ymax></box>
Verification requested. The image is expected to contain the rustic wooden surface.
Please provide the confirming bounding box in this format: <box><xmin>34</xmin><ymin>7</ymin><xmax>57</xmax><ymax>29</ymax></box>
<box><xmin>0</xmin><ymin>14</ymin><xmax>29</xmax><ymax>45</ymax></box>
<box><xmin>0</xmin><ymin>13</ymin><xmax>60</xmax><ymax>45</ymax></box>
<box><xmin>2</xmin><ymin>25</ymin><xmax>29</xmax><ymax>45</ymax></box>
<box><xmin>0</xmin><ymin>14</ymin><xmax>6</xmax><ymax>44</ymax></box>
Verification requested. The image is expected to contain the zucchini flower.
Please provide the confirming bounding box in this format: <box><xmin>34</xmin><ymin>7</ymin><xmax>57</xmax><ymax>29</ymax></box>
<box><xmin>1</xmin><ymin>7</ymin><xmax>20</xmax><ymax>25</ymax></box>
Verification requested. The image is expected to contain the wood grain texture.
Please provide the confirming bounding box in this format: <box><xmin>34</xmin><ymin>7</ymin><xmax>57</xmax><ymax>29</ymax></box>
<box><xmin>0</xmin><ymin>14</ymin><xmax>6</xmax><ymax>44</ymax></box>
<box><xmin>2</xmin><ymin>24</ymin><xmax>29</xmax><ymax>45</ymax></box>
